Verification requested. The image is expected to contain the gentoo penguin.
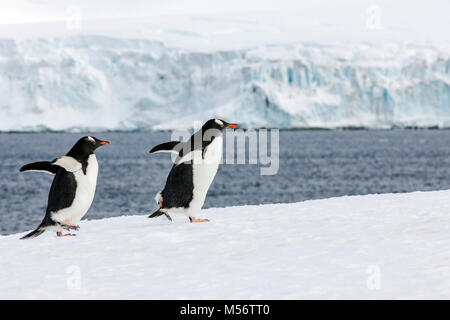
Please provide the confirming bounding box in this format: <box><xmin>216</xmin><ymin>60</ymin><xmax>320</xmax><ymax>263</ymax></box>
<box><xmin>149</xmin><ymin>119</ymin><xmax>237</xmax><ymax>222</ymax></box>
<box><xmin>20</xmin><ymin>136</ymin><xmax>109</xmax><ymax>239</ymax></box>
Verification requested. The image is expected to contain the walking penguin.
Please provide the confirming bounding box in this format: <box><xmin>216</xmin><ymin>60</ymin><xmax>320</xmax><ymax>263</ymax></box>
<box><xmin>149</xmin><ymin>119</ymin><xmax>237</xmax><ymax>222</ymax></box>
<box><xmin>20</xmin><ymin>136</ymin><xmax>109</xmax><ymax>239</ymax></box>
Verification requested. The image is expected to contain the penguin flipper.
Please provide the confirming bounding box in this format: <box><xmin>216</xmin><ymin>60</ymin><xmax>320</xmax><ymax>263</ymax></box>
<box><xmin>20</xmin><ymin>161</ymin><xmax>59</xmax><ymax>175</ymax></box>
<box><xmin>20</xmin><ymin>157</ymin><xmax>81</xmax><ymax>174</ymax></box>
<box><xmin>149</xmin><ymin>141</ymin><xmax>182</xmax><ymax>154</ymax></box>
<box><xmin>20</xmin><ymin>228</ymin><xmax>45</xmax><ymax>239</ymax></box>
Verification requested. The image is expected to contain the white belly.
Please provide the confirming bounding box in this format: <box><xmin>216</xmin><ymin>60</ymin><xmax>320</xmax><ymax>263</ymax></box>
<box><xmin>188</xmin><ymin>135</ymin><xmax>222</xmax><ymax>216</ymax></box>
<box><xmin>52</xmin><ymin>154</ymin><xmax>99</xmax><ymax>224</ymax></box>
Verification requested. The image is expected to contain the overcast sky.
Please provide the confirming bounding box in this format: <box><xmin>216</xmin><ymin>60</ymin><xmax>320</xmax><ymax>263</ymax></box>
<box><xmin>0</xmin><ymin>0</ymin><xmax>448</xmax><ymax>25</ymax></box>
<box><xmin>0</xmin><ymin>0</ymin><xmax>448</xmax><ymax>45</ymax></box>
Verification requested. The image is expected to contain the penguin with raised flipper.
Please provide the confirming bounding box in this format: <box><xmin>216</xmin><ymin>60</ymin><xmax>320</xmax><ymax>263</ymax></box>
<box><xmin>20</xmin><ymin>136</ymin><xmax>109</xmax><ymax>239</ymax></box>
<box><xmin>149</xmin><ymin>119</ymin><xmax>237</xmax><ymax>223</ymax></box>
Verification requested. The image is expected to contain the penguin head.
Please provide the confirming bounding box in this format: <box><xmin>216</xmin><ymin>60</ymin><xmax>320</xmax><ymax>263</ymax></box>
<box><xmin>203</xmin><ymin>119</ymin><xmax>238</xmax><ymax>132</ymax></box>
<box><xmin>198</xmin><ymin>119</ymin><xmax>238</xmax><ymax>146</ymax></box>
<box><xmin>67</xmin><ymin>136</ymin><xmax>110</xmax><ymax>158</ymax></box>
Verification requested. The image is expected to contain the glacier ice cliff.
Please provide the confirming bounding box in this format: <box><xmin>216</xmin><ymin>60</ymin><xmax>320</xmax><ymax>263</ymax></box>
<box><xmin>0</xmin><ymin>36</ymin><xmax>449</xmax><ymax>131</ymax></box>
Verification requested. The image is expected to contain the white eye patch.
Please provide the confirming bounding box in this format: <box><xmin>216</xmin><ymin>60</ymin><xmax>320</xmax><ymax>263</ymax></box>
<box><xmin>215</xmin><ymin>119</ymin><xmax>224</xmax><ymax>126</ymax></box>
<box><xmin>87</xmin><ymin>136</ymin><xmax>95</xmax><ymax>142</ymax></box>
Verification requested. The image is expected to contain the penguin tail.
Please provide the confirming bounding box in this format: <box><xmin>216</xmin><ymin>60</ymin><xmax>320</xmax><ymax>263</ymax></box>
<box><xmin>149</xmin><ymin>209</ymin><xmax>164</xmax><ymax>218</ymax></box>
<box><xmin>20</xmin><ymin>227</ymin><xmax>45</xmax><ymax>240</ymax></box>
<box><xmin>149</xmin><ymin>209</ymin><xmax>172</xmax><ymax>221</ymax></box>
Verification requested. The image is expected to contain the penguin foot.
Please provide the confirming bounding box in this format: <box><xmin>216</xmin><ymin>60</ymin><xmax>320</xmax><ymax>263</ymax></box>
<box><xmin>189</xmin><ymin>217</ymin><xmax>210</xmax><ymax>223</ymax></box>
<box><xmin>58</xmin><ymin>223</ymin><xmax>80</xmax><ymax>231</ymax></box>
<box><xmin>164</xmin><ymin>213</ymin><xmax>173</xmax><ymax>222</ymax></box>
<box><xmin>56</xmin><ymin>232</ymin><xmax>76</xmax><ymax>237</ymax></box>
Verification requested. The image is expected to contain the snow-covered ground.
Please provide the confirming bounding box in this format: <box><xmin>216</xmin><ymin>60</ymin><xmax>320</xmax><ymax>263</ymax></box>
<box><xmin>2</xmin><ymin>190</ymin><xmax>450</xmax><ymax>299</ymax></box>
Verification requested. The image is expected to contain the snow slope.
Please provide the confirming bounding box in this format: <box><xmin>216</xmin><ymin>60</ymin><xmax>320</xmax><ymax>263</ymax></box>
<box><xmin>0</xmin><ymin>36</ymin><xmax>449</xmax><ymax>131</ymax></box>
<box><xmin>1</xmin><ymin>190</ymin><xmax>450</xmax><ymax>299</ymax></box>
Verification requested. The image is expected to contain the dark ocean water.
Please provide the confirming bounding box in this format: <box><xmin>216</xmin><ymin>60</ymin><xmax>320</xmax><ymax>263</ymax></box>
<box><xmin>1</xmin><ymin>130</ymin><xmax>450</xmax><ymax>235</ymax></box>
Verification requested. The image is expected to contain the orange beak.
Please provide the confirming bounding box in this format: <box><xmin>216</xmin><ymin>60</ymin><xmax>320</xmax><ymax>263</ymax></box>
<box><xmin>99</xmin><ymin>141</ymin><xmax>110</xmax><ymax>145</ymax></box>
<box><xmin>227</xmin><ymin>123</ymin><xmax>238</xmax><ymax>128</ymax></box>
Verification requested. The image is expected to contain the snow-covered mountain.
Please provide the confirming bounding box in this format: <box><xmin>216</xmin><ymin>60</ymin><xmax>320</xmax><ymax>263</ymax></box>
<box><xmin>0</xmin><ymin>36</ymin><xmax>449</xmax><ymax>131</ymax></box>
